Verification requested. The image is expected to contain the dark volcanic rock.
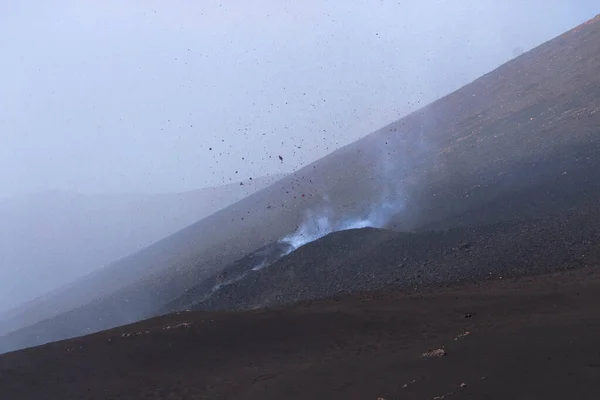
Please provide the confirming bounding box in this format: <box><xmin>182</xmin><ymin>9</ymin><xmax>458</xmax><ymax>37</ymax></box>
<box><xmin>163</xmin><ymin>241</ymin><xmax>294</xmax><ymax>312</ymax></box>
<box><xmin>189</xmin><ymin>206</ymin><xmax>600</xmax><ymax>311</ymax></box>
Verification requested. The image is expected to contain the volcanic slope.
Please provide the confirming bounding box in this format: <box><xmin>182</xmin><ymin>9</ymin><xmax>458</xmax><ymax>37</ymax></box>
<box><xmin>8</xmin><ymin>199</ymin><xmax>599</xmax><ymax>354</ymax></box>
<box><xmin>1</xmin><ymin>265</ymin><xmax>600</xmax><ymax>400</ymax></box>
<box><xmin>165</xmin><ymin>202</ymin><xmax>600</xmax><ymax>312</ymax></box>
<box><xmin>2</xmin><ymin>15</ymin><xmax>600</xmax><ymax>352</ymax></box>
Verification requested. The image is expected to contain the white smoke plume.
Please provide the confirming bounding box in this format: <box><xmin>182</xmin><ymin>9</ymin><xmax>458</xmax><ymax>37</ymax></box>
<box><xmin>279</xmin><ymin>193</ymin><xmax>405</xmax><ymax>252</ymax></box>
<box><xmin>279</xmin><ymin>135</ymin><xmax>410</xmax><ymax>252</ymax></box>
<box><xmin>202</xmin><ymin>193</ymin><xmax>404</xmax><ymax>304</ymax></box>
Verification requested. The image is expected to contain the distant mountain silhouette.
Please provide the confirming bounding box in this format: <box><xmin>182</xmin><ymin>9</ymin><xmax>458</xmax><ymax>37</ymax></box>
<box><xmin>0</xmin><ymin>174</ymin><xmax>284</xmax><ymax>315</ymax></box>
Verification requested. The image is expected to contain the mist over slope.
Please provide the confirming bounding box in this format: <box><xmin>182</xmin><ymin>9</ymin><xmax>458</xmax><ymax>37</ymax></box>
<box><xmin>0</xmin><ymin>175</ymin><xmax>283</xmax><ymax>317</ymax></box>
<box><xmin>1</xmin><ymin>16</ymin><xmax>599</xmax><ymax>353</ymax></box>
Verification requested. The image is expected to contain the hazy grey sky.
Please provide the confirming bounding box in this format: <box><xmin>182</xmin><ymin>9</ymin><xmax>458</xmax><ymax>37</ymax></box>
<box><xmin>1</xmin><ymin>1</ymin><xmax>596</xmax><ymax>197</ymax></box>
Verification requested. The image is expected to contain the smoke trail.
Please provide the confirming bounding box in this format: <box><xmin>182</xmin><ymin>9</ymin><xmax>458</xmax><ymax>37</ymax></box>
<box><xmin>278</xmin><ymin>132</ymin><xmax>415</xmax><ymax>252</ymax></box>
<box><xmin>197</xmin><ymin>259</ymin><xmax>267</xmax><ymax>303</ymax></box>
<box><xmin>198</xmin><ymin>243</ymin><xmax>293</xmax><ymax>304</ymax></box>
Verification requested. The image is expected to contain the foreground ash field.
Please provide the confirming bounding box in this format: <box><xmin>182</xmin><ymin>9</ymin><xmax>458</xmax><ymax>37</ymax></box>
<box><xmin>3</xmin><ymin>267</ymin><xmax>600</xmax><ymax>400</ymax></box>
<box><xmin>1</xmin><ymin>15</ymin><xmax>600</xmax><ymax>400</ymax></box>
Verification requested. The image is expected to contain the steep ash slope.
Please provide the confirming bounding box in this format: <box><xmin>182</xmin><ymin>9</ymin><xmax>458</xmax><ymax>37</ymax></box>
<box><xmin>186</xmin><ymin>205</ymin><xmax>600</xmax><ymax>311</ymax></box>
<box><xmin>5</xmin><ymin>200</ymin><xmax>599</xmax><ymax>354</ymax></box>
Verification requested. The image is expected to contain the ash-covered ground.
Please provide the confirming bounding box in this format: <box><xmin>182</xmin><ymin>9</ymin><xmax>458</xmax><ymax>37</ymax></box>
<box><xmin>171</xmin><ymin>205</ymin><xmax>600</xmax><ymax>312</ymax></box>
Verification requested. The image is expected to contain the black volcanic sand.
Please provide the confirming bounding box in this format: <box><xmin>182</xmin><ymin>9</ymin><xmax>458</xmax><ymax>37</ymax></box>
<box><xmin>1</xmin><ymin>266</ymin><xmax>600</xmax><ymax>399</ymax></box>
<box><xmin>169</xmin><ymin>203</ymin><xmax>600</xmax><ymax>312</ymax></box>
